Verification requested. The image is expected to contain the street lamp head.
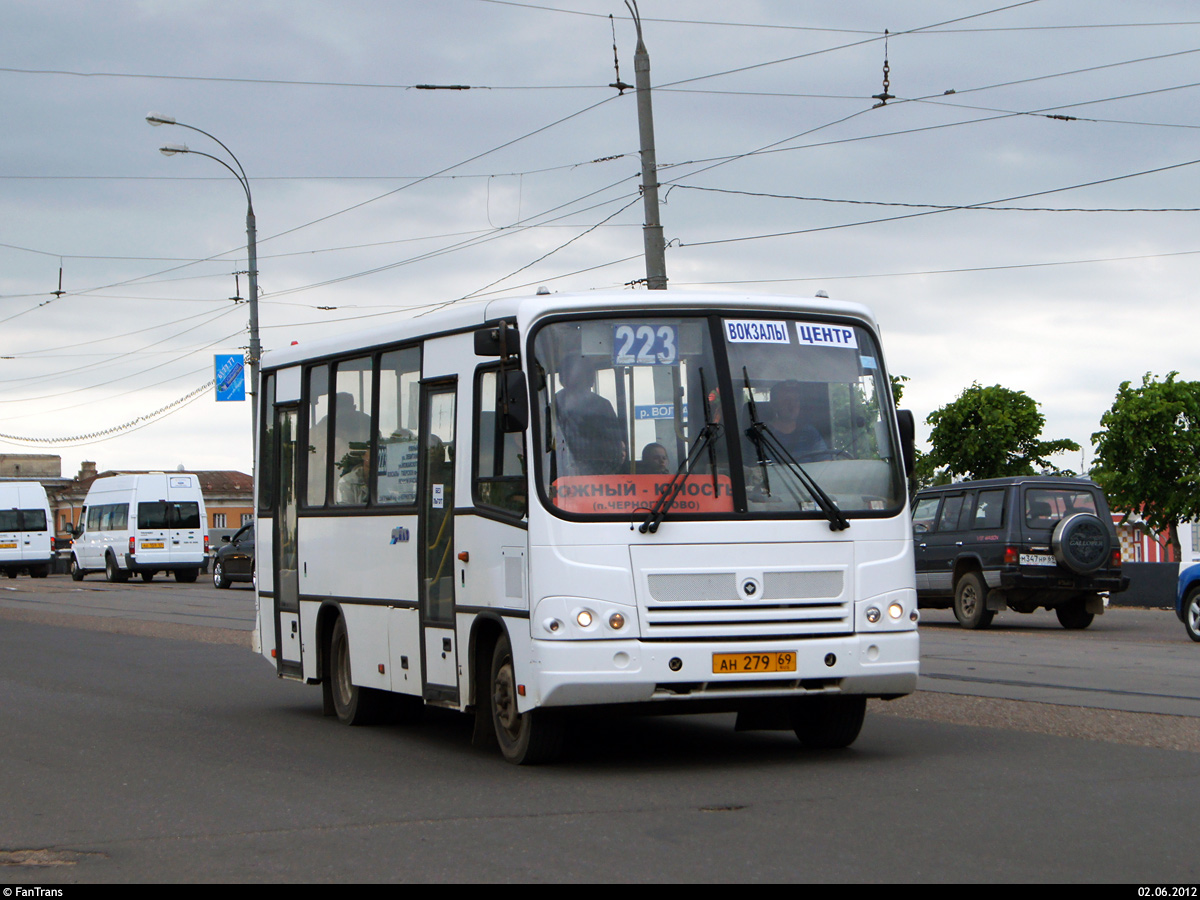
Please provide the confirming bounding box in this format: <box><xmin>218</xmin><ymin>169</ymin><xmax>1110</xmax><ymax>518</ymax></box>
<box><xmin>159</xmin><ymin>143</ymin><xmax>189</xmax><ymax>156</ymax></box>
<box><xmin>146</xmin><ymin>112</ymin><xmax>176</xmax><ymax>126</ymax></box>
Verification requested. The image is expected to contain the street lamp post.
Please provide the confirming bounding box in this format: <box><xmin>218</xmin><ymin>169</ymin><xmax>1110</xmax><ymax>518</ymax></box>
<box><xmin>146</xmin><ymin>114</ymin><xmax>262</xmax><ymax>442</ymax></box>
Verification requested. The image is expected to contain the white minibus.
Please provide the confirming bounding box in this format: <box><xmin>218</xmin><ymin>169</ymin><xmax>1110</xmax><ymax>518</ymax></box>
<box><xmin>0</xmin><ymin>482</ymin><xmax>54</xmax><ymax>578</ymax></box>
<box><xmin>255</xmin><ymin>291</ymin><xmax>919</xmax><ymax>763</ymax></box>
<box><xmin>72</xmin><ymin>473</ymin><xmax>208</xmax><ymax>583</ymax></box>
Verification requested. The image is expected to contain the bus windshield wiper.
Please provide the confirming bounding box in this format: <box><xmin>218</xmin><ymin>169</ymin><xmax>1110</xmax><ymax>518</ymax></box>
<box><xmin>638</xmin><ymin>421</ymin><xmax>722</xmax><ymax>534</ymax></box>
<box><xmin>742</xmin><ymin>369</ymin><xmax>849</xmax><ymax>532</ymax></box>
<box><xmin>743</xmin><ymin>367</ymin><xmax>772</xmax><ymax>498</ymax></box>
<box><xmin>639</xmin><ymin>368</ymin><xmax>721</xmax><ymax>535</ymax></box>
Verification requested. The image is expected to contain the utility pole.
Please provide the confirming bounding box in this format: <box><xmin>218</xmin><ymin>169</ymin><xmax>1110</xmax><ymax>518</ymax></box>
<box><xmin>627</xmin><ymin>1</ymin><xmax>667</xmax><ymax>290</ymax></box>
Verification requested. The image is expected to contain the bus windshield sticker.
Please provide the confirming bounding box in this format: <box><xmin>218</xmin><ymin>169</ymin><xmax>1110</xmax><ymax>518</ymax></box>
<box><xmin>723</xmin><ymin>320</ymin><xmax>790</xmax><ymax>344</ymax></box>
<box><xmin>795</xmin><ymin>322</ymin><xmax>858</xmax><ymax>349</ymax></box>
<box><xmin>612</xmin><ymin>324</ymin><xmax>679</xmax><ymax>366</ymax></box>
<box><xmin>551</xmin><ymin>474</ymin><xmax>733</xmax><ymax>515</ymax></box>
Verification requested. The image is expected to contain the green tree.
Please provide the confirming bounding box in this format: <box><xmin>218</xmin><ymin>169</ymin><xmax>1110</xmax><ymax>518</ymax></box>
<box><xmin>1091</xmin><ymin>372</ymin><xmax>1200</xmax><ymax>560</ymax></box>
<box><xmin>926</xmin><ymin>383</ymin><xmax>1079</xmax><ymax>481</ymax></box>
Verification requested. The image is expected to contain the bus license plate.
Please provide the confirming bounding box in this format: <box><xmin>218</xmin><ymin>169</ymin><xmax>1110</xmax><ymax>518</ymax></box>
<box><xmin>713</xmin><ymin>651</ymin><xmax>797</xmax><ymax>674</ymax></box>
<box><xmin>141</xmin><ymin>542</ymin><xmax>164</xmax><ymax>549</ymax></box>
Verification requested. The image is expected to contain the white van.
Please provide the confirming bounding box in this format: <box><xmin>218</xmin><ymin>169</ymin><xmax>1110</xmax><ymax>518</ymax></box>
<box><xmin>71</xmin><ymin>473</ymin><xmax>208</xmax><ymax>583</ymax></box>
<box><xmin>0</xmin><ymin>482</ymin><xmax>54</xmax><ymax>578</ymax></box>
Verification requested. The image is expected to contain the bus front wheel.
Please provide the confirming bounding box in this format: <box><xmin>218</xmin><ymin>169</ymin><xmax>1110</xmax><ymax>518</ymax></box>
<box><xmin>490</xmin><ymin>634</ymin><xmax>564</xmax><ymax>765</ymax></box>
<box><xmin>791</xmin><ymin>695</ymin><xmax>867</xmax><ymax>750</ymax></box>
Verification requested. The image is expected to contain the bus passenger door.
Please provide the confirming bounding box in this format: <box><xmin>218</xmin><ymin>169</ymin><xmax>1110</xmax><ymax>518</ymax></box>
<box><xmin>419</xmin><ymin>381</ymin><xmax>459</xmax><ymax>701</ymax></box>
<box><xmin>272</xmin><ymin>405</ymin><xmax>303</xmax><ymax>677</ymax></box>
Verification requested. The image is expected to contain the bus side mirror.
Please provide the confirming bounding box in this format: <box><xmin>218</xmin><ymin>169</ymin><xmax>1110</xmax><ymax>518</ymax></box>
<box><xmin>500</xmin><ymin>370</ymin><xmax>528</xmax><ymax>433</ymax></box>
<box><xmin>474</xmin><ymin>324</ymin><xmax>520</xmax><ymax>357</ymax></box>
<box><xmin>897</xmin><ymin>409</ymin><xmax>916</xmax><ymax>476</ymax></box>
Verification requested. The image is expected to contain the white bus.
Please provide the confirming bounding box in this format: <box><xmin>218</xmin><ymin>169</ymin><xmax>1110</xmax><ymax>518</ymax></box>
<box><xmin>254</xmin><ymin>291</ymin><xmax>919</xmax><ymax>763</ymax></box>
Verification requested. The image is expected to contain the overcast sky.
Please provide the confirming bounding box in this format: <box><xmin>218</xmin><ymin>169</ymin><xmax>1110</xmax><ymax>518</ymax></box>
<box><xmin>3</xmin><ymin>0</ymin><xmax>1198</xmax><ymax>478</ymax></box>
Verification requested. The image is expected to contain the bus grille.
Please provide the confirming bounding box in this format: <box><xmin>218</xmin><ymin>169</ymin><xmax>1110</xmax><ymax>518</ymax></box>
<box><xmin>643</xmin><ymin>570</ymin><xmax>850</xmax><ymax>639</ymax></box>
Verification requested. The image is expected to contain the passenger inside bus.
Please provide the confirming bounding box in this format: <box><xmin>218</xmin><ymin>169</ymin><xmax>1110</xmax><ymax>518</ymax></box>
<box><xmin>553</xmin><ymin>356</ymin><xmax>626</xmax><ymax>475</ymax></box>
<box><xmin>767</xmin><ymin>380</ymin><xmax>830</xmax><ymax>462</ymax></box>
<box><xmin>636</xmin><ymin>442</ymin><xmax>671</xmax><ymax>475</ymax></box>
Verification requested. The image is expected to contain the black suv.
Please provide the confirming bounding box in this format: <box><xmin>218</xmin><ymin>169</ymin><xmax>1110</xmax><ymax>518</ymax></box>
<box><xmin>911</xmin><ymin>476</ymin><xmax>1128</xmax><ymax>629</ymax></box>
<box><xmin>212</xmin><ymin>523</ymin><xmax>255</xmax><ymax>589</ymax></box>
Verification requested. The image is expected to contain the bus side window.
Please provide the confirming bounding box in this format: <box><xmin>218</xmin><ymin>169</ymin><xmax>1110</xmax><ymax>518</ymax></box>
<box><xmin>331</xmin><ymin>356</ymin><xmax>373</xmax><ymax>507</ymax></box>
<box><xmin>377</xmin><ymin>347</ymin><xmax>421</xmax><ymax>507</ymax></box>
<box><xmin>305</xmin><ymin>365</ymin><xmax>330</xmax><ymax>507</ymax></box>
<box><xmin>475</xmin><ymin>368</ymin><xmax>526</xmax><ymax>517</ymax></box>
<box><xmin>258</xmin><ymin>373</ymin><xmax>276</xmax><ymax>514</ymax></box>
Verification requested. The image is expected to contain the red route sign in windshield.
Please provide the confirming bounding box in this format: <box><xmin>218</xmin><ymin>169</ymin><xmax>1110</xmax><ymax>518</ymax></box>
<box><xmin>551</xmin><ymin>474</ymin><xmax>734</xmax><ymax>515</ymax></box>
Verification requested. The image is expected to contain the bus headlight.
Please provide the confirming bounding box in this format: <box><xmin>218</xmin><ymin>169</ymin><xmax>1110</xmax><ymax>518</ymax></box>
<box><xmin>533</xmin><ymin>597</ymin><xmax>640</xmax><ymax>640</ymax></box>
<box><xmin>856</xmin><ymin>590</ymin><xmax>916</xmax><ymax>632</ymax></box>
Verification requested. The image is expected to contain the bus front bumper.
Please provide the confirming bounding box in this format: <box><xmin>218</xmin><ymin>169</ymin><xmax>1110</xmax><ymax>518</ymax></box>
<box><xmin>525</xmin><ymin>631</ymin><xmax>918</xmax><ymax>710</ymax></box>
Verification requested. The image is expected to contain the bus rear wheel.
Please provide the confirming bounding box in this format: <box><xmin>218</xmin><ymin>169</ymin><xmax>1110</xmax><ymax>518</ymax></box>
<box><xmin>490</xmin><ymin>634</ymin><xmax>563</xmax><ymax>765</ymax></box>
<box><xmin>791</xmin><ymin>695</ymin><xmax>867</xmax><ymax>750</ymax></box>
<box><xmin>328</xmin><ymin>615</ymin><xmax>386</xmax><ymax>726</ymax></box>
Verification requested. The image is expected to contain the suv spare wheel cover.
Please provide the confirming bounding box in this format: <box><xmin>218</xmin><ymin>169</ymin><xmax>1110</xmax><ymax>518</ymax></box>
<box><xmin>1051</xmin><ymin>513</ymin><xmax>1111</xmax><ymax>574</ymax></box>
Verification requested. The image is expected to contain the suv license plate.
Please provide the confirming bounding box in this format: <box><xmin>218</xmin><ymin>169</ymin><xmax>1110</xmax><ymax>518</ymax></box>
<box><xmin>1020</xmin><ymin>553</ymin><xmax>1057</xmax><ymax>567</ymax></box>
<box><xmin>713</xmin><ymin>652</ymin><xmax>797</xmax><ymax>674</ymax></box>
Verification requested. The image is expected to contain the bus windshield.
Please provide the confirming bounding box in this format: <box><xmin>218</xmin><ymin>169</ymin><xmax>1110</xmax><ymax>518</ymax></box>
<box><xmin>531</xmin><ymin>314</ymin><xmax>904</xmax><ymax>520</ymax></box>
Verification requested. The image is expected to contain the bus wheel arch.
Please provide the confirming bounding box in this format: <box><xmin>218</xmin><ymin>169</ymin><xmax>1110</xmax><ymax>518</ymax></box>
<box><xmin>469</xmin><ymin>616</ymin><xmax>506</xmax><ymax>750</ymax></box>
<box><xmin>317</xmin><ymin>603</ymin><xmax>345</xmax><ymax>717</ymax></box>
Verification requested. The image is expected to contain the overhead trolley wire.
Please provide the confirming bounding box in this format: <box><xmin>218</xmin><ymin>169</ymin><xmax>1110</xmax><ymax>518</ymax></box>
<box><xmin>676</xmin><ymin>155</ymin><xmax>1200</xmax><ymax>249</ymax></box>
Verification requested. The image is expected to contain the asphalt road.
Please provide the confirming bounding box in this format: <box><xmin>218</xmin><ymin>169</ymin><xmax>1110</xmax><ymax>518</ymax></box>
<box><xmin>0</xmin><ymin>576</ymin><xmax>1197</xmax><ymax>883</ymax></box>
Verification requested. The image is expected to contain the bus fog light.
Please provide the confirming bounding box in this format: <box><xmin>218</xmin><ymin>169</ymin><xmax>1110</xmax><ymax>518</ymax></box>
<box><xmin>576</xmin><ymin>610</ymin><xmax>593</xmax><ymax>628</ymax></box>
<box><xmin>888</xmin><ymin>602</ymin><xmax>904</xmax><ymax>620</ymax></box>
<box><xmin>608</xmin><ymin>612</ymin><xmax>625</xmax><ymax>630</ymax></box>
<box><xmin>910</xmin><ymin>610</ymin><xmax>919</xmax><ymax>622</ymax></box>
<box><xmin>544</xmin><ymin>618</ymin><xmax>562</xmax><ymax>633</ymax></box>
<box><xmin>865</xmin><ymin>606</ymin><xmax>881</xmax><ymax>623</ymax></box>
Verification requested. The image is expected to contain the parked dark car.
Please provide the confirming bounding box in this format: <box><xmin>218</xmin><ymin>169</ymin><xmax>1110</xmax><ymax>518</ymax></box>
<box><xmin>911</xmin><ymin>476</ymin><xmax>1128</xmax><ymax>630</ymax></box>
<box><xmin>212</xmin><ymin>523</ymin><xmax>254</xmax><ymax>589</ymax></box>
<box><xmin>1175</xmin><ymin>564</ymin><xmax>1200</xmax><ymax>642</ymax></box>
